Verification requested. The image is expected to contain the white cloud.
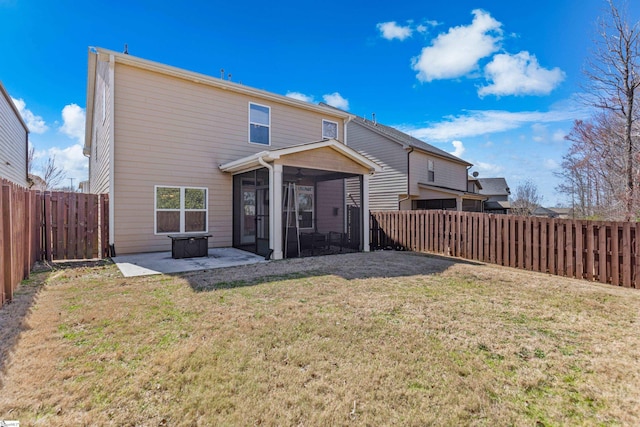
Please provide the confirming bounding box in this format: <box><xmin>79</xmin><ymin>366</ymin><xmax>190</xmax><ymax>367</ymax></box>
<box><xmin>323</xmin><ymin>92</ymin><xmax>349</xmax><ymax>110</ymax></box>
<box><xmin>47</xmin><ymin>143</ymin><xmax>88</xmax><ymax>183</ymax></box>
<box><xmin>473</xmin><ymin>160</ymin><xmax>504</xmax><ymax>174</ymax></box>
<box><xmin>544</xmin><ymin>158</ymin><xmax>559</xmax><ymax>170</ymax></box>
<box><xmin>285</xmin><ymin>91</ymin><xmax>315</xmax><ymax>103</ymax></box>
<box><xmin>552</xmin><ymin>129</ymin><xmax>566</xmax><ymax>142</ymax></box>
<box><xmin>478</xmin><ymin>51</ymin><xmax>566</xmax><ymax>97</ymax></box>
<box><xmin>377</xmin><ymin>21</ymin><xmax>413</xmax><ymax>41</ymax></box>
<box><xmin>450</xmin><ymin>140</ymin><xmax>466</xmax><ymax>157</ymax></box>
<box><xmin>398</xmin><ymin>107</ymin><xmax>584</xmax><ymax>142</ymax></box>
<box><xmin>59</xmin><ymin>103</ymin><xmax>85</xmax><ymax>143</ymax></box>
<box><xmin>411</xmin><ymin>9</ymin><xmax>503</xmax><ymax>82</ymax></box>
<box><xmin>11</xmin><ymin>97</ymin><xmax>49</xmax><ymax>134</ymax></box>
<box><xmin>531</xmin><ymin>123</ymin><xmax>547</xmax><ymax>142</ymax></box>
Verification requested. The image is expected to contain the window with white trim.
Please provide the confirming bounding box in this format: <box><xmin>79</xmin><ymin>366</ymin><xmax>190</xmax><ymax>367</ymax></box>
<box><xmin>322</xmin><ymin>119</ymin><xmax>338</xmax><ymax>139</ymax></box>
<box><xmin>155</xmin><ymin>186</ymin><xmax>208</xmax><ymax>234</ymax></box>
<box><xmin>428</xmin><ymin>159</ymin><xmax>435</xmax><ymax>182</ymax></box>
<box><xmin>249</xmin><ymin>102</ymin><xmax>270</xmax><ymax>145</ymax></box>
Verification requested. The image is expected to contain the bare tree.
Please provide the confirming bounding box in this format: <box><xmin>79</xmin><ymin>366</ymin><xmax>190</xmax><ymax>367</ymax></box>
<box><xmin>42</xmin><ymin>155</ymin><xmax>67</xmax><ymax>190</ymax></box>
<box><xmin>27</xmin><ymin>145</ymin><xmax>35</xmax><ymax>174</ymax></box>
<box><xmin>510</xmin><ymin>180</ymin><xmax>542</xmax><ymax>216</ymax></box>
<box><xmin>582</xmin><ymin>0</ymin><xmax>640</xmax><ymax>220</ymax></box>
<box><xmin>556</xmin><ymin>111</ymin><xmax>634</xmax><ymax>219</ymax></box>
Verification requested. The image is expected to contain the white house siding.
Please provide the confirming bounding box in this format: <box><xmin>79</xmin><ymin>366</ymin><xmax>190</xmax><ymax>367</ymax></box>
<box><xmin>111</xmin><ymin>62</ymin><xmax>348</xmax><ymax>254</ymax></box>
<box><xmin>88</xmin><ymin>57</ymin><xmax>112</xmax><ymax>195</ymax></box>
<box><xmin>347</xmin><ymin>121</ymin><xmax>407</xmax><ymax>211</ymax></box>
<box><xmin>409</xmin><ymin>152</ymin><xmax>468</xmax><ymax>195</ymax></box>
<box><xmin>0</xmin><ymin>82</ymin><xmax>28</xmax><ymax>187</ymax></box>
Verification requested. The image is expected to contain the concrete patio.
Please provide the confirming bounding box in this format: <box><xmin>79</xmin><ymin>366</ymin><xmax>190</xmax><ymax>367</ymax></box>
<box><xmin>113</xmin><ymin>247</ymin><xmax>267</xmax><ymax>277</ymax></box>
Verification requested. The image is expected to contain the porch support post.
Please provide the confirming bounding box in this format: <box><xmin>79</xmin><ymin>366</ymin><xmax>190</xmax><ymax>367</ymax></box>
<box><xmin>456</xmin><ymin>196</ymin><xmax>462</xmax><ymax>212</ymax></box>
<box><xmin>362</xmin><ymin>173</ymin><xmax>371</xmax><ymax>252</ymax></box>
<box><xmin>272</xmin><ymin>164</ymin><xmax>283</xmax><ymax>260</ymax></box>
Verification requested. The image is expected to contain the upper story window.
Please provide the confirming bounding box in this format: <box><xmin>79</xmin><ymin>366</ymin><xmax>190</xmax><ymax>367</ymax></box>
<box><xmin>322</xmin><ymin>120</ymin><xmax>338</xmax><ymax>140</ymax></box>
<box><xmin>249</xmin><ymin>103</ymin><xmax>270</xmax><ymax>145</ymax></box>
<box><xmin>428</xmin><ymin>159</ymin><xmax>435</xmax><ymax>182</ymax></box>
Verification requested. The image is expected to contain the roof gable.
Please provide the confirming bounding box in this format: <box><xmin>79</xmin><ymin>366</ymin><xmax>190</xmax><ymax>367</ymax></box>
<box><xmin>219</xmin><ymin>139</ymin><xmax>382</xmax><ymax>174</ymax></box>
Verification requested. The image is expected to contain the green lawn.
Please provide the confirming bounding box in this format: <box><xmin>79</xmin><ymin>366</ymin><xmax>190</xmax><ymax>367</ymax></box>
<box><xmin>0</xmin><ymin>251</ymin><xmax>638</xmax><ymax>426</ymax></box>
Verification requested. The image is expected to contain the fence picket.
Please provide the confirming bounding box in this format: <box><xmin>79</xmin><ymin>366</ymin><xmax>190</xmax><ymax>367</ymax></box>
<box><xmin>369</xmin><ymin>210</ymin><xmax>638</xmax><ymax>289</ymax></box>
<box><xmin>611</xmin><ymin>223</ymin><xmax>620</xmax><ymax>286</ymax></box>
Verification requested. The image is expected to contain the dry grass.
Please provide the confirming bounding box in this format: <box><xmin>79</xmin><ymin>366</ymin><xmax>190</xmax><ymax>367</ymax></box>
<box><xmin>0</xmin><ymin>251</ymin><xmax>639</xmax><ymax>426</ymax></box>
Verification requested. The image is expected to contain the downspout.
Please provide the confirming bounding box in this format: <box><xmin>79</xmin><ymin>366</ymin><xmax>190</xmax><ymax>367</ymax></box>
<box><xmin>108</xmin><ymin>54</ymin><xmax>116</xmax><ymax>256</ymax></box>
<box><xmin>398</xmin><ymin>147</ymin><xmax>414</xmax><ymax>210</ymax></box>
<box><xmin>343</xmin><ymin>116</ymin><xmax>353</xmax><ymax>145</ymax></box>
<box><xmin>257</xmin><ymin>156</ymin><xmax>275</xmax><ymax>260</ymax></box>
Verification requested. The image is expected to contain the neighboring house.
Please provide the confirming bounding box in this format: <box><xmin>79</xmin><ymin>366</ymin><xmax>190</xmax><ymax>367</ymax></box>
<box><xmin>28</xmin><ymin>173</ymin><xmax>47</xmax><ymax>191</ymax></box>
<box><xmin>345</xmin><ymin>114</ymin><xmax>485</xmax><ymax>211</ymax></box>
<box><xmin>83</xmin><ymin>47</ymin><xmax>380</xmax><ymax>259</ymax></box>
<box><xmin>476</xmin><ymin>177</ymin><xmax>511</xmax><ymax>214</ymax></box>
<box><xmin>533</xmin><ymin>206</ymin><xmax>559</xmax><ymax>218</ymax></box>
<box><xmin>549</xmin><ymin>207</ymin><xmax>574</xmax><ymax>219</ymax></box>
<box><xmin>0</xmin><ymin>81</ymin><xmax>29</xmax><ymax>187</ymax></box>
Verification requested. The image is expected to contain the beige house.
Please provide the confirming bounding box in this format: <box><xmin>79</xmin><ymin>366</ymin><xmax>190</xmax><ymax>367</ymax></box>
<box><xmin>0</xmin><ymin>81</ymin><xmax>29</xmax><ymax>188</ymax></box>
<box><xmin>83</xmin><ymin>47</ymin><xmax>380</xmax><ymax>258</ymax></box>
<box><xmin>345</xmin><ymin>114</ymin><xmax>485</xmax><ymax>211</ymax></box>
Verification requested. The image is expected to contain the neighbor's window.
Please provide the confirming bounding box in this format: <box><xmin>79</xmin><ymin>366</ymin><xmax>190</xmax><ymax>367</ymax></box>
<box><xmin>428</xmin><ymin>159</ymin><xmax>435</xmax><ymax>182</ymax></box>
<box><xmin>322</xmin><ymin>120</ymin><xmax>338</xmax><ymax>139</ymax></box>
<box><xmin>249</xmin><ymin>102</ymin><xmax>270</xmax><ymax>145</ymax></box>
<box><xmin>155</xmin><ymin>186</ymin><xmax>208</xmax><ymax>234</ymax></box>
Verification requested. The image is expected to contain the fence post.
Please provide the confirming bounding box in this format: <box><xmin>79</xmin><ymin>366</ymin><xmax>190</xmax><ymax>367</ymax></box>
<box><xmin>611</xmin><ymin>223</ymin><xmax>619</xmax><ymax>286</ymax></box>
<box><xmin>0</xmin><ymin>183</ymin><xmax>4</xmax><ymax>305</ymax></box>
<box><xmin>2</xmin><ymin>184</ymin><xmax>14</xmax><ymax>304</ymax></box>
<box><xmin>622</xmin><ymin>222</ymin><xmax>631</xmax><ymax>287</ymax></box>
<box><xmin>575</xmin><ymin>220</ymin><xmax>584</xmax><ymax>280</ymax></box>
<box><xmin>598</xmin><ymin>223</ymin><xmax>608</xmax><ymax>284</ymax></box>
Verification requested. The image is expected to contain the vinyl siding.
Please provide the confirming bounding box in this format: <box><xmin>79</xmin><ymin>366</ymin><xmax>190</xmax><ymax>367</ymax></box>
<box><xmin>0</xmin><ymin>83</ymin><xmax>28</xmax><ymax>187</ymax></box>
<box><xmin>277</xmin><ymin>147</ymin><xmax>369</xmax><ymax>175</ymax></box>
<box><xmin>111</xmin><ymin>62</ymin><xmax>347</xmax><ymax>254</ymax></box>
<box><xmin>88</xmin><ymin>57</ymin><xmax>112</xmax><ymax>194</ymax></box>
<box><xmin>347</xmin><ymin>121</ymin><xmax>407</xmax><ymax>211</ymax></box>
<box><xmin>410</xmin><ymin>151</ymin><xmax>468</xmax><ymax>194</ymax></box>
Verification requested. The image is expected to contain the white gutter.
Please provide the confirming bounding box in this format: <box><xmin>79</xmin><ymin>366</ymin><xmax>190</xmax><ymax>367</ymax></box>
<box><xmin>343</xmin><ymin>115</ymin><xmax>353</xmax><ymax>145</ymax></box>
<box><xmin>108</xmin><ymin>54</ymin><xmax>116</xmax><ymax>251</ymax></box>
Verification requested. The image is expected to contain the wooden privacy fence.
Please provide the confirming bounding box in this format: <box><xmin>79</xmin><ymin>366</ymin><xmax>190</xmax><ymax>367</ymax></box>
<box><xmin>41</xmin><ymin>191</ymin><xmax>109</xmax><ymax>261</ymax></box>
<box><xmin>1</xmin><ymin>180</ymin><xmax>39</xmax><ymax>307</ymax></box>
<box><xmin>371</xmin><ymin>210</ymin><xmax>639</xmax><ymax>289</ymax></box>
<box><xmin>1</xmin><ymin>177</ymin><xmax>109</xmax><ymax>308</ymax></box>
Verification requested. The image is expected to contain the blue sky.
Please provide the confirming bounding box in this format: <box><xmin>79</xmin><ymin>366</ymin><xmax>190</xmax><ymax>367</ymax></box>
<box><xmin>2</xmin><ymin>0</ymin><xmax>638</xmax><ymax>204</ymax></box>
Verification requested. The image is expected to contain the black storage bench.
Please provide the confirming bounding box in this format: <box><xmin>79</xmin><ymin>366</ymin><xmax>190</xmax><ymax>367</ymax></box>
<box><xmin>167</xmin><ymin>234</ymin><xmax>212</xmax><ymax>259</ymax></box>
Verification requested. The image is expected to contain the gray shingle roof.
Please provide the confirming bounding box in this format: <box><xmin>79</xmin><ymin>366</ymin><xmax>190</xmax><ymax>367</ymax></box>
<box><xmin>477</xmin><ymin>178</ymin><xmax>511</xmax><ymax>196</ymax></box>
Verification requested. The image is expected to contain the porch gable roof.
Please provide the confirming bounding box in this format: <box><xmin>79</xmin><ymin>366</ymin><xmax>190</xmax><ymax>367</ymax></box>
<box><xmin>219</xmin><ymin>139</ymin><xmax>383</xmax><ymax>174</ymax></box>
